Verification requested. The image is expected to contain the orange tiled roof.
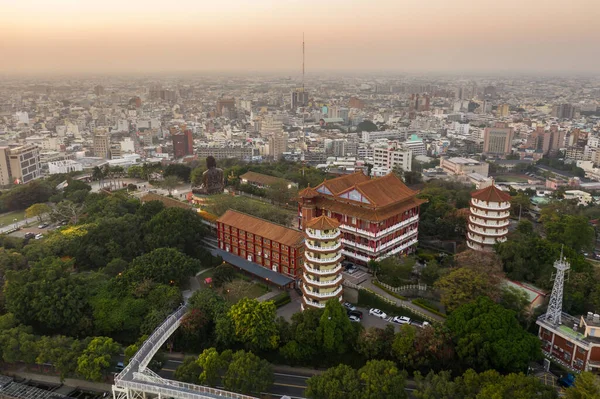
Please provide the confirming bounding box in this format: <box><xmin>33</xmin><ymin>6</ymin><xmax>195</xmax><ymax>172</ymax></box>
<box><xmin>317</xmin><ymin>171</ymin><xmax>370</xmax><ymax>195</ymax></box>
<box><xmin>353</xmin><ymin>173</ymin><xmax>418</xmax><ymax>207</ymax></box>
<box><xmin>305</xmin><ymin>215</ymin><xmax>340</xmax><ymax>230</ymax></box>
<box><xmin>217</xmin><ymin>209</ymin><xmax>304</xmax><ymax>248</ymax></box>
<box><xmin>298</xmin><ymin>185</ymin><xmax>319</xmax><ymax>198</ymax></box>
<box><xmin>239</xmin><ymin>171</ymin><xmax>291</xmax><ymax>187</ymax></box>
<box><xmin>471</xmin><ymin>183</ymin><xmax>511</xmax><ymax>203</ymax></box>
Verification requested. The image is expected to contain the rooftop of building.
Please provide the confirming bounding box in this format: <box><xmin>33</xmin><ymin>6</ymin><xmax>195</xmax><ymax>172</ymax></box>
<box><xmin>471</xmin><ymin>183</ymin><xmax>511</xmax><ymax>203</ymax></box>
<box><xmin>307</xmin><ymin>171</ymin><xmax>421</xmax><ymax>209</ymax></box>
<box><xmin>217</xmin><ymin>209</ymin><xmax>304</xmax><ymax>248</ymax></box>
<box><xmin>445</xmin><ymin>157</ymin><xmax>483</xmax><ymax>165</ymax></box>
<box><xmin>239</xmin><ymin>171</ymin><xmax>293</xmax><ymax>187</ymax></box>
<box><xmin>305</xmin><ymin>215</ymin><xmax>340</xmax><ymax>231</ymax></box>
<box><xmin>141</xmin><ymin>193</ymin><xmax>193</xmax><ymax>210</ymax></box>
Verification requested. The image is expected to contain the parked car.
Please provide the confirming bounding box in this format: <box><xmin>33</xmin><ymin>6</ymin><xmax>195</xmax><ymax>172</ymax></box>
<box><xmin>24</xmin><ymin>232</ymin><xmax>35</xmax><ymax>239</ymax></box>
<box><xmin>343</xmin><ymin>302</ymin><xmax>356</xmax><ymax>311</ymax></box>
<box><xmin>346</xmin><ymin>266</ymin><xmax>358</xmax><ymax>274</ymax></box>
<box><xmin>35</xmin><ymin>233</ymin><xmax>43</xmax><ymax>240</ymax></box>
<box><xmin>390</xmin><ymin>316</ymin><xmax>411</xmax><ymax>325</ymax></box>
<box><xmin>115</xmin><ymin>362</ymin><xmax>125</xmax><ymax>372</ymax></box>
<box><xmin>348</xmin><ymin>315</ymin><xmax>361</xmax><ymax>323</ymax></box>
<box><xmin>558</xmin><ymin>373</ymin><xmax>575</xmax><ymax>388</ymax></box>
<box><xmin>369</xmin><ymin>308</ymin><xmax>387</xmax><ymax>319</ymax></box>
<box><xmin>38</xmin><ymin>223</ymin><xmax>49</xmax><ymax>229</ymax></box>
<box><xmin>348</xmin><ymin>310</ymin><xmax>363</xmax><ymax>319</ymax></box>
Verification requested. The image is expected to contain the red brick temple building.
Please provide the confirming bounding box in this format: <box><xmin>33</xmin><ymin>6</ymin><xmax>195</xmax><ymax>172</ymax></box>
<box><xmin>297</xmin><ymin>172</ymin><xmax>425</xmax><ymax>265</ymax></box>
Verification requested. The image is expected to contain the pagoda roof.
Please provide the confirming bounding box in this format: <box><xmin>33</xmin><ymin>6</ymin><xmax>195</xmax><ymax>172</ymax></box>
<box><xmin>305</xmin><ymin>215</ymin><xmax>340</xmax><ymax>230</ymax></box>
<box><xmin>319</xmin><ymin>171</ymin><xmax>370</xmax><ymax>196</ymax></box>
<box><xmin>471</xmin><ymin>183</ymin><xmax>511</xmax><ymax>203</ymax></box>
<box><xmin>298</xmin><ymin>185</ymin><xmax>319</xmax><ymax>198</ymax></box>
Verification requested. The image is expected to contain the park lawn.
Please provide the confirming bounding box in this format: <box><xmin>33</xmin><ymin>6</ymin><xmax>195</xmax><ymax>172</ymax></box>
<box><xmin>221</xmin><ymin>279</ymin><xmax>269</xmax><ymax>303</ymax></box>
<box><xmin>0</xmin><ymin>210</ymin><xmax>27</xmax><ymax>227</ymax></box>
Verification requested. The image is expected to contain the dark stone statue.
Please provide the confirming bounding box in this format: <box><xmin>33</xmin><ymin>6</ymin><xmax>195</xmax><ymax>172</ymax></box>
<box><xmin>193</xmin><ymin>156</ymin><xmax>224</xmax><ymax>195</ymax></box>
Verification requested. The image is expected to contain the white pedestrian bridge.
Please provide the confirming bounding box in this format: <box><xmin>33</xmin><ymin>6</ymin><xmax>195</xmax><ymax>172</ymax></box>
<box><xmin>112</xmin><ymin>304</ymin><xmax>258</xmax><ymax>399</ymax></box>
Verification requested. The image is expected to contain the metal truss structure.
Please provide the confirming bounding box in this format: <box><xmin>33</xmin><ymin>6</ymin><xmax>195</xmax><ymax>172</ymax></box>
<box><xmin>544</xmin><ymin>249</ymin><xmax>571</xmax><ymax>325</ymax></box>
<box><xmin>112</xmin><ymin>305</ymin><xmax>258</xmax><ymax>399</ymax></box>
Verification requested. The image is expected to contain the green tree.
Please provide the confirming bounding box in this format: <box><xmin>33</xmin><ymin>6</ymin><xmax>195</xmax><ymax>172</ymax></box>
<box><xmin>144</xmin><ymin>207</ymin><xmax>207</xmax><ymax>258</ymax></box>
<box><xmin>159</xmin><ymin>175</ymin><xmax>182</xmax><ymax>196</ymax></box>
<box><xmin>565</xmin><ymin>371</ymin><xmax>600</xmax><ymax>399</ymax></box>
<box><xmin>358</xmin><ymin>359</ymin><xmax>408</xmax><ymax>399</ymax></box>
<box><xmin>228</xmin><ymin>298</ymin><xmax>279</xmax><ymax>351</ymax></box>
<box><xmin>211</xmin><ymin>264</ymin><xmax>236</xmax><ymax>288</ymax></box>
<box><xmin>4</xmin><ymin>257</ymin><xmax>92</xmax><ymax>335</ymax></box>
<box><xmin>542</xmin><ymin>214</ymin><xmax>595</xmax><ymax>252</ymax></box>
<box><xmin>0</xmin><ymin>319</ymin><xmax>38</xmax><ymax>364</ymax></box>
<box><xmin>266</xmin><ymin>180</ymin><xmax>296</xmax><ymax>205</ymax></box>
<box><xmin>174</xmin><ymin>356</ymin><xmax>202</xmax><ymax>383</ymax></box>
<box><xmin>164</xmin><ymin>164</ymin><xmax>192</xmax><ymax>183</ymax></box>
<box><xmin>446</xmin><ymin>296</ymin><xmax>540</xmax><ymax>373</ymax></box>
<box><xmin>197</xmin><ymin>347</ymin><xmax>229</xmax><ymax>386</ymax></box>
<box><xmin>125</xmin><ymin>248</ymin><xmax>201</xmax><ymax>286</ymax></box>
<box><xmin>36</xmin><ymin>335</ymin><xmax>85</xmax><ymax>381</ymax></box>
<box><xmin>510</xmin><ymin>193</ymin><xmax>531</xmax><ymax>218</ymax></box>
<box><xmin>190</xmin><ymin>167</ymin><xmax>207</xmax><ymax>187</ymax></box>
<box><xmin>306</xmin><ymin>364</ymin><xmax>362</xmax><ymax>399</ymax></box>
<box><xmin>279</xmin><ymin>308</ymin><xmax>322</xmax><ymax>365</ymax></box>
<box><xmin>413</xmin><ymin>370</ymin><xmax>459</xmax><ymax>399</ymax></box>
<box><xmin>76</xmin><ymin>337</ymin><xmax>120</xmax><ymax>381</ymax></box>
<box><xmin>223</xmin><ymin>350</ymin><xmax>273</xmax><ymax>395</ymax></box>
<box><xmin>356</xmin><ymin>325</ymin><xmax>395</xmax><ymax>360</ymax></box>
<box><xmin>25</xmin><ymin>203</ymin><xmax>51</xmax><ymax>222</ymax></box>
<box><xmin>434</xmin><ymin>267</ymin><xmax>500</xmax><ymax>312</ymax></box>
<box><xmin>317</xmin><ymin>299</ymin><xmax>356</xmax><ymax>355</ymax></box>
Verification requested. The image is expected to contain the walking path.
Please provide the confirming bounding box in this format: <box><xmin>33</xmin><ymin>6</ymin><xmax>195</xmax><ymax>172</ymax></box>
<box><xmin>360</xmin><ymin>279</ymin><xmax>445</xmax><ymax>322</ymax></box>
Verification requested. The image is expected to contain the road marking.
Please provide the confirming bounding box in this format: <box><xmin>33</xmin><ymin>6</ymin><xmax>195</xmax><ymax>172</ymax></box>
<box><xmin>168</xmin><ymin>360</ymin><xmax>183</xmax><ymax>364</ymax></box>
<box><xmin>161</xmin><ymin>368</ymin><xmax>176</xmax><ymax>372</ymax></box>
<box><xmin>272</xmin><ymin>382</ymin><xmax>306</xmax><ymax>388</ymax></box>
<box><xmin>273</xmin><ymin>373</ymin><xmax>309</xmax><ymax>379</ymax></box>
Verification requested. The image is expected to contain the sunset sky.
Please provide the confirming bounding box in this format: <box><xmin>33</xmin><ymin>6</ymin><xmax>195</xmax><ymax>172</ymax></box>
<box><xmin>2</xmin><ymin>0</ymin><xmax>599</xmax><ymax>75</ymax></box>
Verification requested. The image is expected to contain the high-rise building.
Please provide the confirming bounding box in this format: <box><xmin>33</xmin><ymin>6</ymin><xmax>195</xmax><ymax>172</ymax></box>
<box><xmin>552</xmin><ymin>104</ymin><xmax>575</xmax><ymax>120</ymax></box>
<box><xmin>372</xmin><ymin>142</ymin><xmax>413</xmax><ymax>172</ymax></box>
<box><xmin>301</xmin><ymin>215</ymin><xmax>344</xmax><ymax>310</ymax></box>
<box><xmin>483</xmin><ymin>123</ymin><xmax>514</xmax><ymax>157</ymax></box>
<box><xmin>216</xmin><ymin>98</ymin><xmax>236</xmax><ymax>117</ymax></box>
<box><xmin>466</xmin><ymin>183</ymin><xmax>510</xmax><ymax>252</ymax></box>
<box><xmin>93</xmin><ymin>133</ymin><xmax>110</xmax><ymax>159</ymax></box>
<box><xmin>94</xmin><ymin>85</ymin><xmax>105</xmax><ymax>96</ymax></box>
<box><xmin>0</xmin><ymin>144</ymin><xmax>42</xmax><ymax>186</ymax></box>
<box><xmin>527</xmin><ymin>126</ymin><xmax>566</xmax><ymax>156</ymax></box>
<box><xmin>410</xmin><ymin>94</ymin><xmax>430</xmax><ymax>111</ymax></box>
<box><xmin>291</xmin><ymin>89</ymin><xmax>309</xmax><ymax>110</ymax></box>
<box><xmin>297</xmin><ymin>172</ymin><xmax>424</xmax><ymax>264</ymax></box>
<box><xmin>349</xmin><ymin>97</ymin><xmax>365</xmax><ymax>109</ymax></box>
<box><xmin>172</xmin><ymin>129</ymin><xmax>194</xmax><ymax>158</ymax></box>
<box><xmin>498</xmin><ymin>104</ymin><xmax>510</xmax><ymax>117</ymax></box>
<box><xmin>269</xmin><ymin>132</ymin><xmax>289</xmax><ymax>160</ymax></box>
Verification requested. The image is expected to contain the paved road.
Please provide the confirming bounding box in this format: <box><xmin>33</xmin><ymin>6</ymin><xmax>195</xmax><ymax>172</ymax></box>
<box><xmin>0</xmin><ymin>216</ymin><xmax>40</xmax><ymax>234</ymax></box>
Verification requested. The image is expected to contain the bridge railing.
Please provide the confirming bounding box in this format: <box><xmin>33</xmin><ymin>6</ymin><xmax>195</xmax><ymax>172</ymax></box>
<box><xmin>117</xmin><ymin>379</ymin><xmax>258</xmax><ymax>399</ymax></box>
<box><xmin>115</xmin><ymin>304</ymin><xmax>188</xmax><ymax>383</ymax></box>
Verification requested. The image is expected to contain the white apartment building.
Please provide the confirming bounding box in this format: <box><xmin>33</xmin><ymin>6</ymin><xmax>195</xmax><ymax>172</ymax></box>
<box><xmin>440</xmin><ymin>157</ymin><xmax>489</xmax><ymax>177</ymax></box>
<box><xmin>361</xmin><ymin>129</ymin><xmax>407</xmax><ymax>142</ymax></box>
<box><xmin>404</xmin><ymin>135</ymin><xmax>427</xmax><ymax>157</ymax></box>
<box><xmin>48</xmin><ymin>160</ymin><xmax>84</xmax><ymax>175</ymax></box>
<box><xmin>372</xmin><ymin>142</ymin><xmax>413</xmax><ymax>172</ymax></box>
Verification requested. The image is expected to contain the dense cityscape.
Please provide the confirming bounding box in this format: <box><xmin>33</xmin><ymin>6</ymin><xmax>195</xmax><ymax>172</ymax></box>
<box><xmin>2</xmin><ymin>0</ymin><xmax>600</xmax><ymax>398</ymax></box>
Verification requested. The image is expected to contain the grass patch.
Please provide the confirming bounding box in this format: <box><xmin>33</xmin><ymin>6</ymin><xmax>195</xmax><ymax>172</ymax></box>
<box><xmin>220</xmin><ymin>279</ymin><xmax>270</xmax><ymax>303</ymax></box>
<box><xmin>412</xmin><ymin>298</ymin><xmax>446</xmax><ymax>318</ymax></box>
<box><xmin>0</xmin><ymin>210</ymin><xmax>27</xmax><ymax>227</ymax></box>
<box><xmin>357</xmin><ymin>289</ymin><xmax>424</xmax><ymax>322</ymax></box>
<box><xmin>375</xmin><ymin>256</ymin><xmax>415</xmax><ymax>287</ymax></box>
<box><xmin>204</xmin><ymin>194</ymin><xmax>295</xmax><ymax>227</ymax></box>
<box><xmin>269</xmin><ymin>291</ymin><xmax>291</xmax><ymax>308</ymax></box>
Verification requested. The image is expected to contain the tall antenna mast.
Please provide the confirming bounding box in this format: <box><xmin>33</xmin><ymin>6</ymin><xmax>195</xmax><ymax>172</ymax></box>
<box><xmin>545</xmin><ymin>246</ymin><xmax>570</xmax><ymax>325</ymax></box>
<box><xmin>302</xmin><ymin>32</ymin><xmax>305</xmax><ymax>92</ymax></box>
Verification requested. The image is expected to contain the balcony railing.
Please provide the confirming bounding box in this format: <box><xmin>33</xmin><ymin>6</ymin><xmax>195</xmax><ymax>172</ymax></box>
<box><xmin>304</xmin><ymin>263</ymin><xmax>342</xmax><ymax>275</ymax></box>
<box><xmin>376</xmin><ymin>238</ymin><xmax>418</xmax><ymax>260</ymax></box>
<box><xmin>305</xmin><ymin>241</ymin><xmax>341</xmax><ymax>252</ymax></box>
<box><xmin>303</xmin><ymin>298</ymin><xmax>326</xmax><ymax>308</ymax></box>
<box><xmin>468</xmin><ymin>217</ymin><xmax>510</xmax><ymax>228</ymax></box>
<box><xmin>339</xmin><ymin>215</ymin><xmax>419</xmax><ymax>239</ymax></box>
<box><xmin>305</xmin><ymin>252</ymin><xmax>342</xmax><ymax>264</ymax></box>
<box><xmin>468</xmin><ymin>226</ymin><xmax>508</xmax><ymax>236</ymax></box>
<box><xmin>340</xmin><ymin>229</ymin><xmax>418</xmax><ymax>254</ymax></box>
<box><xmin>303</xmin><ymin>284</ymin><xmax>343</xmax><ymax>298</ymax></box>
<box><xmin>303</xmin><ymin>274</ymin><xmax>343</xmax><ymax>287</ymax></box>
<box><xmin>469</xmin><ymin>207</ymin><xmax>510</xmax><ymax>219</ymax></box>
<box><xmin>305</xmin><ymin>229</ymin><xmax>340</xmax><ymax>240</ymax></box>
<box><xmin>467</xmin><ymin>232</ymin><xmax>505</xmax><ymax>245</ymax></box>
<box><xmin>341</xmin><ymin>250</ymin><xmax>371</xmax><ymax>263</ymax></box>
<box><xmin>471</xmin><ymin>199</ymin><xmax>511</xmax><ymax>210</ymax></box>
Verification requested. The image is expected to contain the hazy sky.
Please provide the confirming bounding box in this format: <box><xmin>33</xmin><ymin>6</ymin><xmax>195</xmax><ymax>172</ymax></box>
<box><xmin>2</xmin><ymin>0</ymin><xmax>599</xmax><ymax>75</ymax></box>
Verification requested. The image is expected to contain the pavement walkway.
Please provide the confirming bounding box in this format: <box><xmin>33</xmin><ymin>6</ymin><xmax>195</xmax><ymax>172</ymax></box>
<box><xmin>360</xmin><ymin>279</ymin><xmax>445</xmax><ymax>322</ymax></box>
<box><xmin>3</xmin><ymin>369</ymin><xmax>112</xmax><ymax>393</ymax></box>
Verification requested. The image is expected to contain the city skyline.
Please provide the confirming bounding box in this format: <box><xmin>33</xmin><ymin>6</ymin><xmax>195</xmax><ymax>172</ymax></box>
<box><xmin>2</xmin><ymin>0</ymin><xmax>600</xmax><ymax>75</ymax></box>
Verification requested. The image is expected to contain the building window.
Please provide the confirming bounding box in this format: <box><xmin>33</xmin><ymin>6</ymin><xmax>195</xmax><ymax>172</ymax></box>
<box><xmin>565</xmin><ymin>341</ymin><xmax>574</xmax><ymax>348</ymax></box>
<box><xmin>352</xmin><ymin>217</ymin><xmax>357</xmax><ymax>225</ymax></box>
<box><xmin>578</xmin><ymin>347</ymin><xmax>586</xmax><ymax>354</ymax></box>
